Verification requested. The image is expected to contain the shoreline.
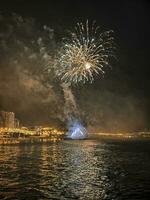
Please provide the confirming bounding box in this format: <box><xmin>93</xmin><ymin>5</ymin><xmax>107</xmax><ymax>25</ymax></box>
<box><xmin>1</xmin><ymin>132</ymin><xmax>150</xmax><ymax>145</ymax></box>
<box><xmin>0</xmin><ymin>135</ymin><xmax>63</xmax><ymax>145</ymax></box>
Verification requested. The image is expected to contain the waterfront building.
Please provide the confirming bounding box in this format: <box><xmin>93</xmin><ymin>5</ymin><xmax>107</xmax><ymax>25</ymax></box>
<box><xmin>0</xmin><ymin>111</ymin><xmax>15</xmax><ymax>128</ymax></box>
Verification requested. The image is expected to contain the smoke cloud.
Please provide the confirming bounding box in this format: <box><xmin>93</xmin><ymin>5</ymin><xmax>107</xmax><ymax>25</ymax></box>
<box><xmin>0</xmin><ymin>13</ymin><xmax>148</xmax><ymax>132</ymax></box>
<box><xmin>0</xmin><ymin>13</ymin><xmax>64</xmax><ymax>126</ymax></box>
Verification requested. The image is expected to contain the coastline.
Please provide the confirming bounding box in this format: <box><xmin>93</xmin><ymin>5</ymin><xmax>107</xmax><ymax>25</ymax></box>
<box><xmin>1</xmin><ymin>131</ymin><xmax>150</xmax><ymax>145</ymax></box>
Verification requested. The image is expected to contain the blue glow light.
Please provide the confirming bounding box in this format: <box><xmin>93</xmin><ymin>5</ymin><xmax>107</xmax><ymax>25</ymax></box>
<box><xmin>67</xmin><ymin>119</ymin><xmax>87</xmax><ymax>139</ymax></box>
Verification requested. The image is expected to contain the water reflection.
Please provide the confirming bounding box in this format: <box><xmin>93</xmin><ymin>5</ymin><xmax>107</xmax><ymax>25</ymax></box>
<box><xmin>0</xmin><ymin>139</ymin><xmax>150</xmax><ymax>199</ymax></box>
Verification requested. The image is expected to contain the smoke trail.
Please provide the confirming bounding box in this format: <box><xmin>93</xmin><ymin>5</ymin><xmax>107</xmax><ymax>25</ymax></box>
<box><xmin>61</xmin><ymin>83</ymin><xmax>87</xmax><ymax>139</ymax></box>
<box><xmin>61</xmin><ymin>83</ymin><xmax>79</xmax><ymax>121</ymax></box>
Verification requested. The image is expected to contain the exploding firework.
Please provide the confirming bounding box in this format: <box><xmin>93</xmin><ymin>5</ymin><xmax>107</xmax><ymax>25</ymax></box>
<box><xmin>54</xmin><ymin>20</ymin><xmax>115</xmax><ymax>84</ymax></box>
<box><xmin>66</xmin><ymin>119</ymin><xmax>87</xmax><ymax>139</ymax></box>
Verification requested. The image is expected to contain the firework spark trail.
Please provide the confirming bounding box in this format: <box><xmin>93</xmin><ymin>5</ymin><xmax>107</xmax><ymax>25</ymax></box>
<box><xmin>53</xmin><ymin>20</ymin><xmax>115</xmax><ymax>85</ymax></box>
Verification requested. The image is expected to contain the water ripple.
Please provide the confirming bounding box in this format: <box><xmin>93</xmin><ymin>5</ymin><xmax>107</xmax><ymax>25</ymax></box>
<box><xmin>0</xmin><ymin>139</ymin><xmax>150</xmax><ymax>199</ymax></box>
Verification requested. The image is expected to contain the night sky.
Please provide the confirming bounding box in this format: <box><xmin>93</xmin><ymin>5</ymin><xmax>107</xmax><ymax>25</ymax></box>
<box><xmin>0</xmin><ymin>0</ymin><xmax>150</xmax><ymax>132</ymax></box>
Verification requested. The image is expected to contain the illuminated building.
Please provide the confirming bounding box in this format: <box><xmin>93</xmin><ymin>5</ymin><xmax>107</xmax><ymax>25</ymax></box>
<box><xmin>0</xmin><ymin>111</ymin><xmax>15</xmax><ymax>128</ymax></box>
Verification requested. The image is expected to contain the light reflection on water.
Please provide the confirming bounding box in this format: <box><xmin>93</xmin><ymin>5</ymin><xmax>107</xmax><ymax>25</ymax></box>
<box><xmin>0</xmin><ymin>139</ymin><xmax>150</xmax><ymax>199</ymax></box>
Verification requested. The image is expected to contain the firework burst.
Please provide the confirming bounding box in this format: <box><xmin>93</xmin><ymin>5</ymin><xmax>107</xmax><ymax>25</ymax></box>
<box><xmin>54</xmin><ymin>20</ymin><xmax>115</xmax><ymax>84</ymax></box>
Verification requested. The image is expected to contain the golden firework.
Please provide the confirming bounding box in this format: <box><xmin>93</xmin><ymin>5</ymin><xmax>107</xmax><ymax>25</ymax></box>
<box><xmin>54</xmin><ymin>20</ymin><xmax>115</xmax><ymax>84</ymax></box>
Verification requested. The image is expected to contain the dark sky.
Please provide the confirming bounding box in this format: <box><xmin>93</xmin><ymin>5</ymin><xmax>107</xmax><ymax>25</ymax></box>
<box><xmin>0</xmin><ymin>0</ymin><xmax>150</xmax><ymax>131</ymax></box>
<box><xmin>1</xmin><ymin>0</ymin><xmax>150</xmax><ymax>85</ymax></box>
